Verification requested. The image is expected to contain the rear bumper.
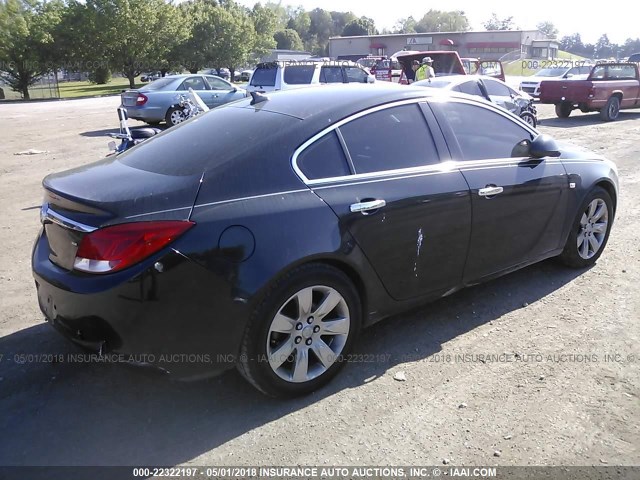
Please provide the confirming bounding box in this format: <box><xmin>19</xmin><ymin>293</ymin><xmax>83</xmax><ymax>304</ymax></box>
<box><xmin>121</xmin><ymin>104</ymin><xmax>166</xmax><ymax>123</ymax></box>
<box><xmin>32</xmin><ymin>229</ymin><xmax>249</xmax><ymax>379</ymax></box>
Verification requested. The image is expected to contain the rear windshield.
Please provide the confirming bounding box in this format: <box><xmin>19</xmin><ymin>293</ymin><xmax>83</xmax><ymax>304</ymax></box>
<box><xmin>534</xmin><ymin>68</ymin><xmax>568</xmax><ymax>77</ymax></box>
<box><xmin>144</xmin><ymin>78</ymin><xmax>175</xmax><ymax>90</ymax></box>
<box><xmin>118</xmin><ymin>105</ymin><xmax>299</xmax><ymax>177</ymax></box>
<box><xmin>283</xmin><ymin>65</ymin><xmax>316</xmax><ymax>84</ymax></box>
<box><xmin>250</xmin><ymin>67</ymin><xmax>277</xmax><ymax>87</ymax></box>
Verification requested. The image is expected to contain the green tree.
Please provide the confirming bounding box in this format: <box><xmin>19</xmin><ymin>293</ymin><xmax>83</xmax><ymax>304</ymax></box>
<box><xmin>394</xmin><ymin>16</ymin><xmax>417</xmax><ymax>34</ymax></box>
<box><xmin>251</xmin><ymin>3</ymin><xmax>278</xmax><ymax>56</ymax></box>
<box><xmin>342</xmin><ymin>17</ymin><xmax>376</xmax><ymax>37</ymax></box>
<box><xmin>559</xmin><ymin>33</ymin><xmax>585</xmax><ymax>55</ymax></box>
<box><xmin>536</xmin><ymin>21</ymin><xmax>558</xmax><ymax>38</ymax></box>
<box><xmin>285</xmin><ymin>6</ymin><xmax>310</xmax><ymax>39</ymax></box>
<box><xmin>329</xmin><ymin>11</ymin><xmax>356</xmax><ymax>37</ymax></box>
<box><xmin>483</xmin><ymin>13</ymin><xmax>515</xmax><ymax>31</ymax></box>
<box><xmin>273</xmin><ymin>28</ymin><xmax>303</xmax><ymax>50</ymax></box>
<box><xmin>415</xmin><ymin>10</ymin><xmax>469</xmax><ymax>33</ymax></box>
<box><xmin>78</xmin><ymin>0</ymin><xmax>187</xmax><ymax>88</ymax></box>
<box><xmin>595</xmin><ymin>34</ymin><xmax>613</xmax><ymax>59</ymax></box>
<box><xmin>0</xmin><ymin>0</ymin><xmax>63</xmax><ymax>99</ymax></box>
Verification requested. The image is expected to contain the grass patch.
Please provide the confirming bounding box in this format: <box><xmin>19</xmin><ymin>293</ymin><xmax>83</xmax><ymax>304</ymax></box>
<box><xmin>504</xmin><ymin>50</ymin><xmax>590</xmax><ymax>77</ymax></box>
<box><xmin>58</xmin><ymin>77</ymin><xmax>143</xmax><ymax>98</ymax></box>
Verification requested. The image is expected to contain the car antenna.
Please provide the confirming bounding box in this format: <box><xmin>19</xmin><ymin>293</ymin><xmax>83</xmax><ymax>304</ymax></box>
<box><xmin>250</xmin><ymin>91</ymin><xmax>269</xmax><ymax>105</ymax></box>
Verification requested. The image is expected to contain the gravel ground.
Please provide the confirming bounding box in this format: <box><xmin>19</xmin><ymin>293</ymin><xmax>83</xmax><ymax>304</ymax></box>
<box><xmin>0</xmin><ymin>96</ymin><xmax>638</xmax><ymax>469</ymax></box>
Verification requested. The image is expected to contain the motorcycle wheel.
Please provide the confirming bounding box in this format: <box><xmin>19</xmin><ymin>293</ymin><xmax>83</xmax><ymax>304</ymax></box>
<box><xmin>520</xmin><ymin>111</ymin><xmax>537</xmax><ymax>128</ymax></box>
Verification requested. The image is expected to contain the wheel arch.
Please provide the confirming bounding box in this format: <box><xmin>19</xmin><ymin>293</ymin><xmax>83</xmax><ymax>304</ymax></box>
<box><xmin>594</xmin><ymin>179</ymin><xmax>617</xmax><ymax>214</ymax></box>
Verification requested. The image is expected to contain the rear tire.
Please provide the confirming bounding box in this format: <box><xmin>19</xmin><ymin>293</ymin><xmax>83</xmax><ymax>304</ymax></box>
<box><xmin>237</xmin><ymin>263</ymin><xmax>361</xmax><ymax>397</ymax></box>
<box><xmin>520</xmin><ymin>111</ymin><xmax>537</xmax><ymax>128</ymax></box>
<box><xmin>558</xmin><ymin>187</ymin><xmax>614</xmax><ymax>268</ymax></box>
<box><xmin>600</xmin><ymin>96</ymin><xmax>620</xmax><ymax>121</ymax></box>
<box><xmin>555</xmin><ymin>102</ymin><xmax>572</xmax><ymax>118</ymax></box>
<box><xmin>165</xmin><ymin>106</ymin><xmax>186</xmax><ymax>127</ymax></box>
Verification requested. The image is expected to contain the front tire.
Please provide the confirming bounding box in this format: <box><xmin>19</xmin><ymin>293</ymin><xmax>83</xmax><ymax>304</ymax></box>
<box><xmin>558</xmin><ymin>187</ymin><xmax>614</xmax><ymax>268</ymax></box>
<box><xmin>600</xmin><ymin>96</ymin><xmax>620</xmax><ymax>121</ymax></box>
<box><xmin>238</xmin><ymin>263</ymin><xmax>361</xmax><ymax>397</ymax></box>
<box><xmin>555</xmin><ymin>102</ymin><xmax>572</xmax><ymax>118</ymax></box>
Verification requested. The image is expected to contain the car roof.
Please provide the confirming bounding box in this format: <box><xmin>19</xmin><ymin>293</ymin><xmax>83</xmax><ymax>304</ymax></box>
<box><xmin>231</xmin><ymin>83</ymin><xmax>468</xmax><ymax>124</ymax></box>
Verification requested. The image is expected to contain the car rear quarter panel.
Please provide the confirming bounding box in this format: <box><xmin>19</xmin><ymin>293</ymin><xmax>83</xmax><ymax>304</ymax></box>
<box><xmin>185</xmin><ymin>190</ymin><xmax>395</xmax><ymax>327</ymax></box>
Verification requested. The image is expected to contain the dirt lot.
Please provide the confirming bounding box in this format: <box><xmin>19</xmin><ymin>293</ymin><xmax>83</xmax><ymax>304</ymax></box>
<box><xmin>0</xmin><ymin>96</ymin><xmax>638</xmax><ymax>469</ymax></box>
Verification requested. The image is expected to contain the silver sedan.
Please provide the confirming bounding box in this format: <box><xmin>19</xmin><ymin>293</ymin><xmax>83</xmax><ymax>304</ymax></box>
<box><xmin>121</xmin><ymin>74</ymin><xmax>246</xmax><ymax>126</ymax></box>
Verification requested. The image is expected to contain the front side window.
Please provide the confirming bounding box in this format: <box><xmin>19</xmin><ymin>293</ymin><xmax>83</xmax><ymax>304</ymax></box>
<box><xmin>344</xmin><ymin>66</ymin><xmax>368</xmax><ymax>83</ymax></box>
<box><xmin>339</xmin><ymin>104</ymin><xmax>439</xmax><ymax>174</ymax></box>
<box><xmin>205</xmin><ymin>76</ymin><xmax>231</xmax><ymax>90</ymax></box>
<box><xmin>456</xmin><ymin>80</ymin><xmax>484</xmax><ymax>97</ymax></box>
<box><xmin>297</xmin><ymin>131</ymin><xmax>351</xmax><ymax>180</ymax></box>
<box><xmin>438</xmin><ymin>102</ymin><xmax>533</xmax><ymax>161</ymax></box>
<box><xmin>483</xmin><ymin>79</ymin><xmax>512</xmax><ymax>97</ymax></box>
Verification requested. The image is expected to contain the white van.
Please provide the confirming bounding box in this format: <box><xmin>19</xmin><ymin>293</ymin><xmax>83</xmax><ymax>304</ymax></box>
<box><xmin>246</xmin><ymin>61</ymin><xmax>374</xmax><ymax>93</ymax></box>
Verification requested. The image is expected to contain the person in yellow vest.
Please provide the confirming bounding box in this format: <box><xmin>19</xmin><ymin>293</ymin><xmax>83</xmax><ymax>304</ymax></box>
<box><xmin>415</xmin><ymin>57</ymin><xmax>435</xmax><ymax>82</ymax></box>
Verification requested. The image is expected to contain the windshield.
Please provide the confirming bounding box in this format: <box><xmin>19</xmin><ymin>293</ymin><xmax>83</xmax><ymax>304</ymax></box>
<box><xmin>534</xmin><ymin>68</ymin><xmax>569</xmax><ymax>77</ymax></box>
<box><xmin>357</xmin><ymin>58</ymin><xmax>378</xmax><ymax>69</ymax></box>
<box><xmin>250</xmin><ymin>67</ymin><xmax>277</xmax><ymax>87</ymax></box>
<box><xmin>144</xmin><ymin>77</ymin><xmax>176</xmax><ymax>90</ymax></box>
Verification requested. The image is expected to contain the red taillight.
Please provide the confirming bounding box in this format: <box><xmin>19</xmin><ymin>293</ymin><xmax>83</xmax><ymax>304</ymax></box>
<box><xmin>74</xmin><ymin>221</ymin><xmax>194</xmax><ymax>274</ymax></box>
<box><xmin>136</xmin><ymin>93</ymin><xmax>148</xmax><ymax>106</ymax></box>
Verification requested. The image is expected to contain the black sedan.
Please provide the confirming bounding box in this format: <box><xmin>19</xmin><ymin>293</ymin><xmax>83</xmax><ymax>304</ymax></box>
<box><xmin>33</xmin><ymin>84</ymin><xmax>618</xmax><ymax>397</ymax></box>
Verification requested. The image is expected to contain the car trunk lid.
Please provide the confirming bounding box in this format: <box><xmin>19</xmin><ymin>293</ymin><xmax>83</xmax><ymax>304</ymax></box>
<box><xmin>121</xmin><ymin>90</ymin><xmax>142</xmax><ymax>107</ymax></box>
<box><xmin>42</xmin><ymin>156</ymin><xmax>202</xmax><ymax>271</ymax></box>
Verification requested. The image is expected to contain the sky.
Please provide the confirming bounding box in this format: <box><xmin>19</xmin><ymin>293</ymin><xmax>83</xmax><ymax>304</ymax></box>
<box><xmin>240</xmin><ymin>0</ymin><xmax>637</xmax><ymax>45</ymax></box>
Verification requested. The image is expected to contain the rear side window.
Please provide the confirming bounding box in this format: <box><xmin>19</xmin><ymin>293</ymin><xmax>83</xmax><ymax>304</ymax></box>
<box><xmin>179</xmin><ymin>76</ymin><xmax>207</xmax><ymax>91</ymax></box>
<box><xmin>284</xmin><ymin>65</ymin><xmax>316</xmax><ymax>84</ymax></box>
<box><xmin>339</xmin><ymin>104</ymin><xmax>439</xmax><ymax>174</ymax></box>
<box><xmin>437</xmin><ymin>101</ymin><xmax>533</xmax><ymax>161</ymax></box>
<box><xmin>250</xmin><ymin>67</ymin><xmax>277</xmax><ymax>87</ymax></box>
<box><xmin>297</xmin><ymin>131</ymin><xmax>351</xmax><ymax>180</ymax></box>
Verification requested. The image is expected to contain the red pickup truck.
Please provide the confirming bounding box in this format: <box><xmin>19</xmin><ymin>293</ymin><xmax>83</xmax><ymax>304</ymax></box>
<box><xmin>539</xmin><ymin>62</ymin><xmax>640</xmax><ymax>121</ymax></box>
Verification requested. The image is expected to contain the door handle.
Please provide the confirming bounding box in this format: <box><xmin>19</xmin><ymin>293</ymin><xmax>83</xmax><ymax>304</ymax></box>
<box><xmin>350</xmin><ymin>199</ymin><xmax>386</xmax><ymax>213</ymax></box>
<box><xmin>478</xmin><ymin>186</ymin><xmax>504</xmax><ymax>197</ymax></box>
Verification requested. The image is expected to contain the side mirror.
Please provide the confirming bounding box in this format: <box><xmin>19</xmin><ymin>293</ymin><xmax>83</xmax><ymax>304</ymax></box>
<box><xmin>529</xmin><ymin>134</ymin><xmax>561</xmax><ymax>158</ymax></box>
<box><xmin>564</xmin><ymin>73</ymin><xmax>574</xmax><ymax>78</ymax></box>
<box><xmin>367</xmin><ymin>74</ymin><xmax>375</xmax><ymax>84</ymax></box>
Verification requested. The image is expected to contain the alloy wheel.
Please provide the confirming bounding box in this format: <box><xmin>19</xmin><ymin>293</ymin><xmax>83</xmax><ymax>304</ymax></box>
<box><xmin>266</xmin><ymin>285</ymin><xmax>350</xmax><ymax>383</ymax></box>
<box><xmin>577</xmin><ymin>198</ymin><xmax>609</xmax><ymax>260</ymax></box>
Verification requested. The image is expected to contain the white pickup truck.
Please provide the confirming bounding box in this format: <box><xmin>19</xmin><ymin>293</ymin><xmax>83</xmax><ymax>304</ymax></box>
<box><xmin>520</xmin><ymin>64</ymin><xmax>593</xmax><ymax>98</ymax></box>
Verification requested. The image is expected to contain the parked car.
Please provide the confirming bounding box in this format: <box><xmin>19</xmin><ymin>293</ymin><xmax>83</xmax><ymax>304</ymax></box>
<box><xmin>238</xmin><ymin>69</ymin><xmax>253</xmax><ymax>82</ymax></box>
<box><xmin>413</xmin><ymin>75</ymin><xmax>538</xmax><ymax>127</ymax></box>
<box><xmin>628</xmin><ymin>53</ymin><xmax>640</xmax><ymax>63</ymax></box>
<box><xmin>460</xmin><ymin>57</ymin><xmax>506</xmax><ymax>81</ymax></box>
<box><xmin>140</xmin><ymin>72</ymin><xmax>161</xmax><ymax>82</ymax></box>
<box><xmin>539</xmin><ymin>62</ymin><xmax>640</xmax><ymax>121</ymax></box>
<box><xmin>246</xmin><ymin>61</ymin><xmax>374</xmax><ymax>93</ymax></box>
<box><xmin>519</xmin><ymin>64</ymin><xmax>593</xmax><ymax>98</ymax></box>
<box><xmin>33</xmin><ymin>84</ymin><xmax>618</xmax><ymax>397</ymax></box>
<box><xmin>120</xmin><ymin>74</ymin><xmax>246</xmax><ymax>126</ymax></box>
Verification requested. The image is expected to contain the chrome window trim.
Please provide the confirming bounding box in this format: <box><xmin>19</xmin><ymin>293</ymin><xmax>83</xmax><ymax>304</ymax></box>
<box><xmin>427</xmin><ymin>95</ymin><xmax>538</xmax><ymax>137</ymax></box>
<box><xmin>292</xmin><ymin>97</ymin><xmax>433</xmax><ymax>185</ymax></box>
<box><xmin>291</xmin><ymin>95</ymin><xmax>539</xmax><ymax>186</ymax></box>
<box><xmin>40</xmin><ymin>203</ymin><xmax>97</xmax><ymax>233</ymax></box>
